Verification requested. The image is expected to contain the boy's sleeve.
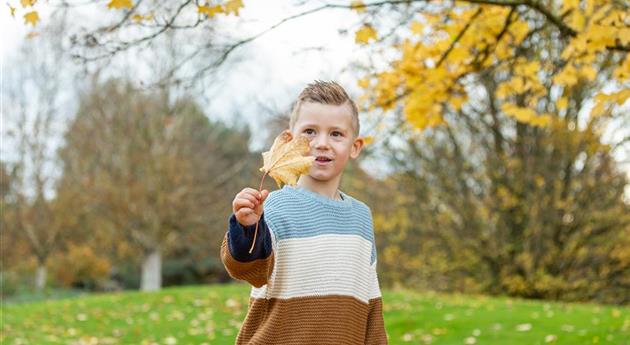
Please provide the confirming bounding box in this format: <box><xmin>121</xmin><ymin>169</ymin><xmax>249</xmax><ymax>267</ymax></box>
<box><xmin>220</xmin><ymin>212</ymin><xmax>274</xmax><ymax>288</ymax></box>
<box><xmin>365</xmin><ymin>208</ymin><xmax>388</xmax><ymax>344</ymax></box>
<box><xmin>366</xmin><ymin>259</ymin><xmax>388</xmax><ymax>344</ymax></box>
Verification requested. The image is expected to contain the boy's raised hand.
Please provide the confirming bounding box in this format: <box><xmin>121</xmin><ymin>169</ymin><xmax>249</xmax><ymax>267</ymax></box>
<box><xmin>233</xmin><ymin>188</ymin><xmax>269</xmax><ymax>227</ymax></box>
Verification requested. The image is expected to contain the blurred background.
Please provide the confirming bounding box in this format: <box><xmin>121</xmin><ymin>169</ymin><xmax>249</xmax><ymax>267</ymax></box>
<box><xmin>1</xmin><ymin>0</ymin><xmax>629</xmax><ymax>344</ymax></box>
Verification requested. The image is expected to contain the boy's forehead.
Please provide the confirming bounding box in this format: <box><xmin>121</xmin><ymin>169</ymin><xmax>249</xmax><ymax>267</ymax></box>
<box><xmin>295</xmin><ymin>101</ymin><xmax>354</xmax><ymax>130</ymax></box>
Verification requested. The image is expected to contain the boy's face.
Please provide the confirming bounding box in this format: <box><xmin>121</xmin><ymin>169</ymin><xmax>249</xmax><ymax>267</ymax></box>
<box><xmin>289</xmin><ymin>101</ymin><xmax>364</xmax><ymax>183</ymax></box>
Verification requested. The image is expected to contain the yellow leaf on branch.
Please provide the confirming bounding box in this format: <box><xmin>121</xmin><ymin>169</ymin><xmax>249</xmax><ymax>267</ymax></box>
<box><xmin>198</xmin><ymin>4</ymin><xmax>223</xmax><ymax>17</ymax></box>
<box><xmin>23</xmin><ymin>11</ymin><xmax>39</xmax><ymax>26</ymax></box>
<box><xmin>501</xmin><ymin>103</ymin><xmax>550</xmax><ymax>127</ymax></box>
<box><xmin>362</xmin><ymin>135</ymin><xmax>374</xmax><ymax>145</ymax></box>
<box><xmin>355</xmin><ymin>24</ymin><xmax>377</xmax><ymax>44</ymax></box>
<box><xmin>107</xmin><ymin>0</ymin><xmax>132</xmax><ymax>10</ymax></box>
<box><xmin>131</xmin><ymin>12</ymin><xmax>153</xmax><ymax>22</ymax></box>
<box><xmin>357</xmin><ymin>78</ymin><xmax>370</xmax><ymax>89</ymax></box>
<box><xmin>557</xmin><ymin>97</ymin><xmax>568</xmax><ymax>111</ymax></box>
<box><xmin>553</xmin><ymin>64</ymin><xmax>579</xmax><ymax>87</ymax></box>
<box><xmin>350</xmin><ymin>0</ymin><xmax>367</xmax><ymax>13</ymax></box>
<box><xmin>224</xmin><ymin>0</ymin><xmax>243</xmax><ymax>16</ymax></box>
<box><xmin>20</xmin><ymin>0</ymin><xmax>36</xmax><ymax>7</ymax></box>
<box><xmin>410</xmin><ymin>21</ymin><xmax>424</xmax><ymax>35</ymax></box>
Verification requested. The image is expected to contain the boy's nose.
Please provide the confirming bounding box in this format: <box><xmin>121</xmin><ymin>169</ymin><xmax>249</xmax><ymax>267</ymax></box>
<box><xmin>312</xmin><ymin>135</ymin><xmax>330</xmax><ymax>150</ymax></box>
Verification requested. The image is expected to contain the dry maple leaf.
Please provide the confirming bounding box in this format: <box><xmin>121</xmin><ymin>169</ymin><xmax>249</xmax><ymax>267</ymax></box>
<box><xmin>248</xmin><ymin>131</ymin><xmax>315</xmax><ymax>253</ymax></box>
<box><xmin>259</xmin><ymin>131</ymin><xmax>315</xmax><ymax>188</ymax></box>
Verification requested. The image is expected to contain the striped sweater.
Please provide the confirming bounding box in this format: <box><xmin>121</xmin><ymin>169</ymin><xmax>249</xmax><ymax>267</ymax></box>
<box><xmin>220</xmin><ymin>184</ymin><xmax>388</xmax><ymax>344</ymax></box>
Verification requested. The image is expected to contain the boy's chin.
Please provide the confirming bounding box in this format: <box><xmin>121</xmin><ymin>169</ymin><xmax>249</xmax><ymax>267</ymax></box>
<box><xmin>308</xmin><ymin>172</ymin><xmax>340</xmax><ymax>183</ymax></box>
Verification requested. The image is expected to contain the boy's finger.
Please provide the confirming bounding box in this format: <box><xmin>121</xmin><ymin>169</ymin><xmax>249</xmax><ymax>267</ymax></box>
<box><xmin>234</xmin><ymin>198</ymin><xmax>255</xmax><ymax>210</ymax></box>
<box><xmin>261</xmin><ymin>189</ymin><xmax>269</xmax><ymax>201</ymax></box>
<box><xmin>241</xmin><ymin>193</ymin><xmax>258</xmax><ymax>205</ymax></box>
<box><xmin>244</xmin><ymin>188</ymin><xmax>261</xmax><ymax>198</ymax></box>
<box><xmin>245</xmin><ymin>188</ymin><xmax>266</xmax><ymax>201</ymax></box>
<box><xmin>237</xmin><ymin>208</ymin><xmax>254</xmax><ymax>217</ymax></box>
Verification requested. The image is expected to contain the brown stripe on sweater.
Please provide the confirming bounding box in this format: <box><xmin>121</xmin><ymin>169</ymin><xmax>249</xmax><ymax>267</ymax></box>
<box><xmin>220</xmin><ymin>233</ymin><xmax>275</xmax><ymax>288</ymax></box>
<box><xmin>236</xmin><ymin>295</ymin><xmax>388</xmax><ymax>345</ymax></box>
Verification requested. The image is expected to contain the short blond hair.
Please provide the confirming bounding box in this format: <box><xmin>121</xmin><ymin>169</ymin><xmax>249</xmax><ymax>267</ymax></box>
<box><xmin>289</xmin><ymin>80</ymin><xmax>360</xmax><ymax>137</ymax></box>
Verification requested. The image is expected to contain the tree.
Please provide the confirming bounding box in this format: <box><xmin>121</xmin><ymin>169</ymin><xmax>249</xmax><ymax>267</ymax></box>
<box><xmin>58</xmin><ymin>79</ymin><xmax>255</xmax><ymax>290</ymax></box>
<box><xmin>12</xmin><ymin>1</ymin><xmax>628</xmax><ymax>94</ymax></box>
<box><xmin>352</xmin><ymin>0</ymin><xmax>628</xmax><ymax>127</ymax></box>
<box><xmin>351</xmin><ymin>0</ymin><xmax>630</xmax><ymax>303</ymax></box>
<box><xmin>1</xmin><ymin>16</ymin><xmax>80</xmax><ymax>290</ymax></box>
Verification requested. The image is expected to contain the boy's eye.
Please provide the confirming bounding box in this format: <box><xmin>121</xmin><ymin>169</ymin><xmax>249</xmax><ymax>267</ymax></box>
<box><xmin>304</xmin><ymin>129</ymin><xmax>315</xmax><ymax>135</ymax></box>
<box><xmin>332</xmin><ymin>131</ymin><xmax>343</xmax><ymax>137</ymax></box>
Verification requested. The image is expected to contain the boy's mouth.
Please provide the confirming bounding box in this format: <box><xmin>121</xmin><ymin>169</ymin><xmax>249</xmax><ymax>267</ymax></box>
<box><xmin>314</xmin><ymin>156</ymin><xmax>333</xmax><ymax>165</ymax></box>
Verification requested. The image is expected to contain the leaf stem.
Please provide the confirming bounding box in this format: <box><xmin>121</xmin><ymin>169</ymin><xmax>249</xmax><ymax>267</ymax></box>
<box><xmin>248</xmin><ymin>171</ymin><xmax>268</xmax><ymax>254</ymax></box>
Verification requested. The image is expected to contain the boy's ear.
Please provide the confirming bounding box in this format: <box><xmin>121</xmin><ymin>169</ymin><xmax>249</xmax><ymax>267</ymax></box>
<box><xmin>281</xmin><ymin>129</ymin><xmax>293</xmax><ymax>140</ymax></box>
<box><xmin>350</xmin><ymin>136</ymin><xmax>365</xmax><ymax>159</ymax></box>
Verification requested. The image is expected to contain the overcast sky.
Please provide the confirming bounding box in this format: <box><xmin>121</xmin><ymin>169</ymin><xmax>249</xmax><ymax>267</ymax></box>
<box><xmin>1</xmin><ymin>1</ymin><xmax>628</xmax><ymax>200</ymax></box>
<box><xmin>0</xmin><ymin>0</ymin><xmax>395</xmax><ymax>199</ymax></box>
<box><xmin>1</xmin><ymin>0</ymin><xmax>369</xmax><ymax>148</ymax></box>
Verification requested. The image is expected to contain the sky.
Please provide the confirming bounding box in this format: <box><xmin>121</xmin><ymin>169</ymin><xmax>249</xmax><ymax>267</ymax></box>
<box><xmin>1</xmin><ymin>0</ymin><xmax>628</xmax><ymax>200</ymax></box>
<box><xmin>1</xmin><ymin>0</ymin><xmax>370</xmax><ymax>149</ymax></box>
<box><xmin>0</xmin><ymin>0</ymin><xmax>394</xmax><ymax>200</ymax></box>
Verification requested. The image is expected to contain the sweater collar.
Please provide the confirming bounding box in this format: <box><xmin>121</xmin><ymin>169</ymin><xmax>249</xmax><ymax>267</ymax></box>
<box><xmin>284</xmin><ymin>185</ymin><xmax>353</xmax><ymax>209</ymax></box>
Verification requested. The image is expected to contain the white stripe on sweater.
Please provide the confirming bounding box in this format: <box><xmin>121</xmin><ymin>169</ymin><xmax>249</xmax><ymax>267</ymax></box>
<box><xmin>250</xmin><ymin>234</ymin><xmax>381</xmax><ymax>303</ymax></box>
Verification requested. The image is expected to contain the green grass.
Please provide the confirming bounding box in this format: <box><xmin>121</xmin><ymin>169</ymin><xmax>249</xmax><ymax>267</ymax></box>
<box><xmin>2</xmin><ymin>283</ymin><xmax>629</xmax><ymax>344</ymax></box>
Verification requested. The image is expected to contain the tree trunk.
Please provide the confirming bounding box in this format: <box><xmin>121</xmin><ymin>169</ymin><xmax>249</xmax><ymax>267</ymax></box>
<box><xmin>140</xmin><ymin>248</ymin><xmax>162</xmax><ymax>291</ymax></box>
<box><xmin>35</xmin><ymin>264</ymin><xmax>46</xmax><ymax>290</ymax></box>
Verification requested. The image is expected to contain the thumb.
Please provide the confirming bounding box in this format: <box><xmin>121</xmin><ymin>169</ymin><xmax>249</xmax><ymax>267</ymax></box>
<box><xmin>261</xmin><ymin>189</ymin><xmax>269</xmax><ymax>201</ymax></box>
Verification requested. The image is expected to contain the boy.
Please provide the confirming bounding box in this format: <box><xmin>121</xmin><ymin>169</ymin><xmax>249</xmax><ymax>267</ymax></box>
<box><xmin>220</xmin><ymin>80</ymin><xmax>388</xmax><ymax>344</ymax></box>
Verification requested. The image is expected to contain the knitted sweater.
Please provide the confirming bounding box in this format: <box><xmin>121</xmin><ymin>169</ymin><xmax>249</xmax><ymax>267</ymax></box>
<box><xmin>220</xmin><ymin>184</ymin><xmax>388</xmax><ymax>345</ymax></box>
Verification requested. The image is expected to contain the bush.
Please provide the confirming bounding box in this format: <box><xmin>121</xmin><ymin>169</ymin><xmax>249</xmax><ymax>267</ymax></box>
<box><xmin>50</xmin><ymin>243</ymin><xmax>111</xmax><ymax>290</ymax></box>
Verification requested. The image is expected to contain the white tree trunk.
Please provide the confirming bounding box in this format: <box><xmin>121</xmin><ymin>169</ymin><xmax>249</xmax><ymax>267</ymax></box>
<box><xmin>140</xmin><ymin>248</ymin><xmax>162</xmax><ymax>291</ymax></box>
<box><xmin>35</xmin><ymin>264</ymin><xmax>46</xmax><ymax>290</ymax></box>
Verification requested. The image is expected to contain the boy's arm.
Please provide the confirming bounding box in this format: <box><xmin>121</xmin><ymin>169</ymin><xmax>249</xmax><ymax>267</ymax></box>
<box><xmin>220</xmin><ymin>212</ymin><xmax>274</xmax><ymax>288</ymax></box>
<box><xmin>365</xmin><ymin>206</ymin><xmax>388</xmax><ymax>344</ymax></box>
<box><xmin>365</xmin><ymin>258</ymin><xmax>388</xmax><ymax>344</ymax></box>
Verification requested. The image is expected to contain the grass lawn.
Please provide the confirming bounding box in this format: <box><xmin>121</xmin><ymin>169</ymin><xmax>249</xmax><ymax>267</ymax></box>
<box><xmin>2</xmin><ymin>283</ymin><xmax>629</xmax><ymax>344</ymax></box>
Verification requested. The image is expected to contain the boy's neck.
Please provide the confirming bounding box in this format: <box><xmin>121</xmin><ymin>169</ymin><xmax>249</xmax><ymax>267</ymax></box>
<box><xmin>296</xmin><ymin>174</ymin><xmax>343</xmax><ymax>201</ymax></box>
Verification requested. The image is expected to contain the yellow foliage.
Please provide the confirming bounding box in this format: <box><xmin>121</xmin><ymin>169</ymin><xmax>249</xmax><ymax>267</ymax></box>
<box><xmin>561</xmin><ymin>0</ymin><xmax>579</xmax><ymax>13</ymax></box>
<box><xmin>590</xmin><ymin>89</ymin><xmax>630</xmax><ymax>117</ymax></box>
<box><xmin>357</xmin><ymin>77</ymin><xmax>370</xmax><ymax>89</ymax></box>
<box><xmin>553</xmin><ymin>64</ymin><xmax>579</xmax><ymax>87</ymax></box>
<box><xmin>450</xmin><ymin>95</ymin><xmax>467</xmax><ymax>111</ymax></box>
<box><xmin>410</xmin><ymin>21</ymin><xmax>424</xmax><ymax>35</ymax></box>
<box><xmin>51</xmin><ymin>243</ymin><xmax>111</xmax><ymax>288</ymax></box>
<box><xmin>613</xmin><ymin>55</ymin><xmax>630</xmax><ymax>80</ymax></box>
<box><xmin>362</xmin><ymin>0</ymin><xmax>625</xmax><ymax>132</ymax></box>
<box><xmin>501</xmin><ymin>103</ymin><xmax>550</xmax><ymax>127</ymax></box>
<box><xmin>224</xmin><ymin>0</ymin><xmax>243</xmax><ymax>16</ymax></box>
<box><xmin>373</xmin><ymin>71</ymin><xmax>402</xmax><ymax>111</ymax></box>
<box><xmin>350</xmin><ymin>0</ymin><xmax>367</xmax><ymax>13</ymax></box>
<box><xmin>198</xmin><ymin>4</ymin><xmax>223</xmax><ymax>17</ymax></box>
<box><xmin>355</xmin><ymin>24</ymin><xmax>377</xmax><ymax>44</ymax></box>
<box><xmin>362</xmin><ymin>135</ymin><xmax>374</xmax><ymax>145</ymax></box>
<box><xmin>579</xmin><ymin>65</ymin><xmax>597</xmax><ymax>81</ymax></box>
<box><xmin>20</xmin><ymin>0</ymin><xmax>36</xmax><ymax>7</ymax></box>
<box><xmin>106</xmin><ymin>0</ymin><xmax>132</xmax><ymax>10</ymax></box>
<box><xmin>496</xmin><ymin>185</ymin><xmax>518</xmax><ymax>208</ymax></box>
<box><xmin>501</xmin><ymin>274</ymin><xmax>528</xmax><ymax>295</ymax></box>
<box><xmin>496</xmin><ymin>77</ymin><xmax>526</xmax><ymax>98</ymax></box>
<box><xmin>23</xmin><ymin>11</ymin><xmax>39</xmax><ymax>26</ymax></box>
<box><xmin>556</xmin><ymin>97</ymin><xmax>568</xmax><ymax>111</ymax></box>
<box><xmin>131</xmin><ymin>13</ymin><xmax>154</xmax><ymax>22</ymax></box>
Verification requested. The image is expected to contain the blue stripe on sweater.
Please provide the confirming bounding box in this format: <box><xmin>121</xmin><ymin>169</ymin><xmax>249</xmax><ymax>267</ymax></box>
<box><xmin>227</xmin><ymin>213</ymin><xmax>272</xmax><ymax>262</ymax></box>
<box><xmin>262</xmin><ymin>185</ymin><xmax>377</xmax><ymax>264</ymax></box>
